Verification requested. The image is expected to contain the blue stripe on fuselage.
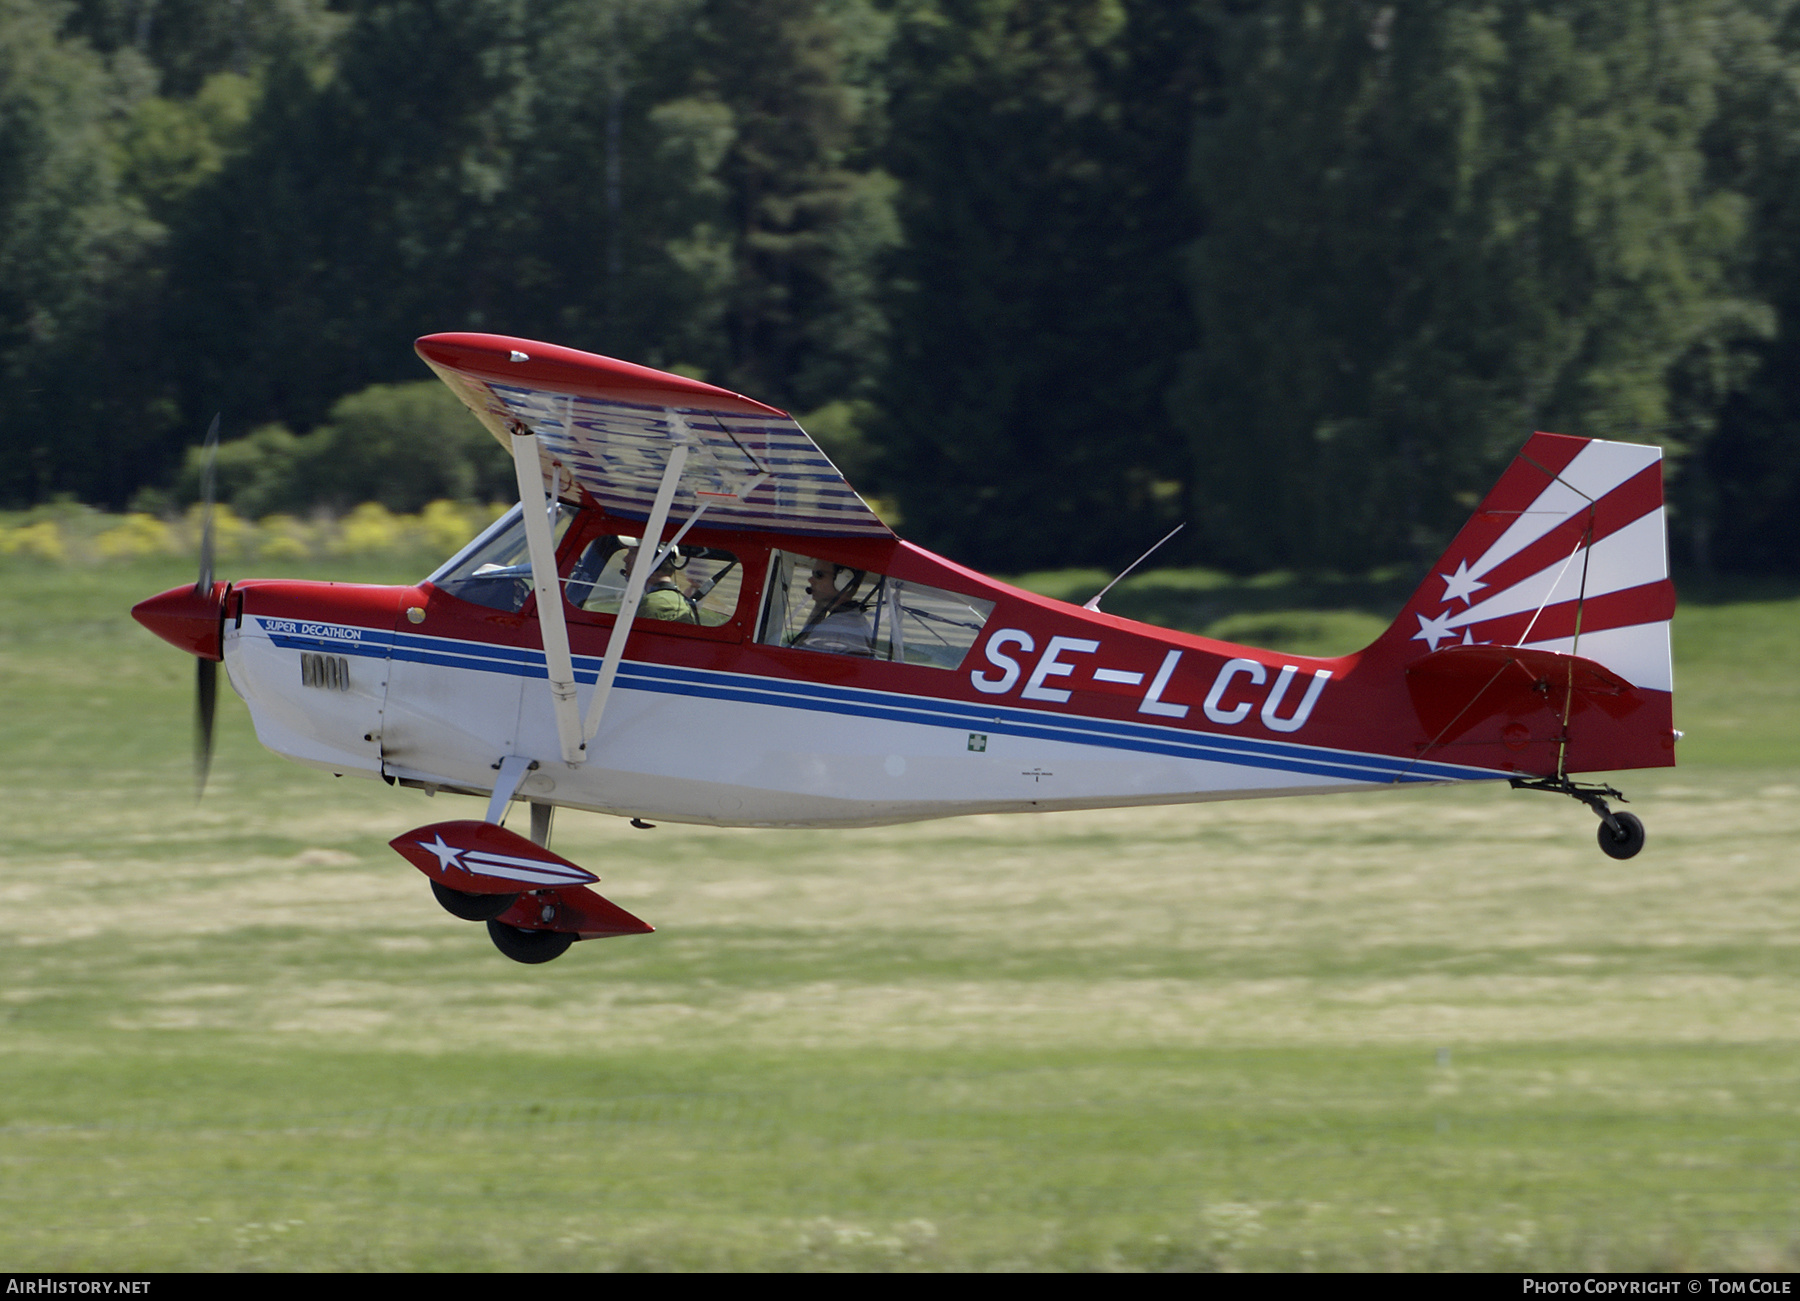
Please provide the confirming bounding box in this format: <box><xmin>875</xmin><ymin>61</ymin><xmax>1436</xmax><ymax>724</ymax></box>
<box><xmin>253</xmin><ymin>618</ymin><xmax>1492</xmax><ymax>786</ymax></box>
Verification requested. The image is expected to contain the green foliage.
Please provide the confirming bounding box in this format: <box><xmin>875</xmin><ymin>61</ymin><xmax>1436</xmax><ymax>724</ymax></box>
<box><xmin>515</xmin><ymin>0</ymin><xmax>732</xmax><ymax>371</ymax></box>
<box><xmin>290</xmin><ymin>381</ymin><xmax>514</xmax><ymax>513</ymax></box>
<box><xmin>797</xmin><ymin>396</ymin><xmax>880</xmax><ymax>486</ymax></box>
<box><xmin>154</xmin><ymin>0</ymin><xmax>546</xmax><ymax>437</ymax></box>
<box><xmin>116</xmin><ymin>69</ymin><xmax>259</xmax><ymax>219</ymax></box>
<box><xmin>182</xmin><ymin>421</ymin><xmax>305</xmax><ymax>518</ymax></box>
<box><xmin>3</xmin><ymin>0</ymin><xmax>1800</xmax><ymax>579</ymax></box>
<box><xmin>690</xmin><ymin>0</ymin><xmax>901</xmax><ymax>409</ymax></box>
<box><xmin>1694</xmin><ymin>0</ymin><xmax>1800</xmax><ymax>573</ymax></box>
<box><xmin>1178</xmin><ymin>0</ymin><xmax>1776</xmax><ymax>573</ymax></box>
<box><xmin>61</xmin><ymin>0</ymin><xmax>343</xmax><ymax>96</ymax></box>
<box><xmin>0</xmin><ymin>0</ymin><xmax>167</xmax><ymax>507</ymax></box>
<box><xmin>876</xmin><ymin>0</ymin><xmax>1207</xmax><ymax>571</ymax></box>
<box><xmin>178</xmin><ymin>380</ymin><xmax>514</xmax><ymax>515</ymax></box>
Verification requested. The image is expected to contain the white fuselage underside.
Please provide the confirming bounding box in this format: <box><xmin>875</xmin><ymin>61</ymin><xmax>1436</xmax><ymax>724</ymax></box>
<box><xmin>224</xmin><ymin>617</ymin><xmax>1493</xmax><ymax>829</ymax></box>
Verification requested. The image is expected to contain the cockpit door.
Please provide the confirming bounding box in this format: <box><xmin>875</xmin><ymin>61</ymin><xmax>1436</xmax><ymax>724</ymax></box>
<box><xmin>376</xmin><ymin>503</ymin><xmax>573</xmax><ymax>791</ymax></box>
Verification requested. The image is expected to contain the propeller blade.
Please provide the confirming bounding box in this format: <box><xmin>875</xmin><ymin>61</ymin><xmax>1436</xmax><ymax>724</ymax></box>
<box><xmin>195</xmin><ymin>656</ymin><xmax>217</xmax><ymax>800</ymax></box>
<box><xmin>195</xmin><ymin>656</ymin><xmax>218</xmax><ymax>798</ymax></box>
<box><xmin>195</xmin><ymin>413</ymin><xmax>219</xmax><ymax>596</ymax></box>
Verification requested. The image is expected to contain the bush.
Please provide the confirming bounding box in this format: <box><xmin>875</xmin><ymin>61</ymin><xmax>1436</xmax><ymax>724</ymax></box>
<box><xmin>180</xmin><ymin>381</ymin><xmax>515</xmax><ymax>516</ymax></box>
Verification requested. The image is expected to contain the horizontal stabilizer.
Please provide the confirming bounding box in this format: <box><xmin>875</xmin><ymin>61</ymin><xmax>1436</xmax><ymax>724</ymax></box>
<box><xmin>1407</xmin><ymin>643</ymin><xmax>1643</xmax><ymax>745</ymax></box>
<box><xmin>390</xmin><ymin>819</ymin><xmax>601</xmax><ymax>891</ymax></box>
<box><xmin>1401</xmin><ymin>639</ymin><xmax>1675</xmax><ymax>774</ymax></box>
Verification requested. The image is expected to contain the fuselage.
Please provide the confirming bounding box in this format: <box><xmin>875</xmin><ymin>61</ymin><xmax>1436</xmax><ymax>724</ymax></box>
<box><xmin>206</xmin><ymin>500</ymin><xmax>1586</xmax><ymax>831</ymax></box>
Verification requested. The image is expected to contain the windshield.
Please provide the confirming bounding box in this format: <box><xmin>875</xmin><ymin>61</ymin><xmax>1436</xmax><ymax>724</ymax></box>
<box><xmin>426</xmin><ymin>502</ymin><xmax>576</xmax><ymax>613</ymax></box>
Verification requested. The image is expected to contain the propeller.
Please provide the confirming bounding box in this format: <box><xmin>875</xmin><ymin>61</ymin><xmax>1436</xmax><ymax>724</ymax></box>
<box><xmin>194</xmin><ymin>414</ymin><xmax>220</xmax><ymax>800</ymax></box>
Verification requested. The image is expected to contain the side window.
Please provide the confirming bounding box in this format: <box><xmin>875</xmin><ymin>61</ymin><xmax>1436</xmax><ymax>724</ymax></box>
<box><xmin>427</xmin><ymin>502</ymin><xmax>575</xmax><ymax>613</ymax></box>
<box><xmin>565</xmin><ymin>535</ymin><xmax>743</xmax><ymax>627</ymax></box>
<box><xmin>757</xmin><ymin>552</ymin><xmax>995</xmax><ymax>668</ymax></box>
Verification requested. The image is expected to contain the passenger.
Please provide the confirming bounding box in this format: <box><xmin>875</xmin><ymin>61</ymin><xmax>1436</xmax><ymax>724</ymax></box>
<box><xmin>622</xmin><ymin>544</ymin><xmax>697</xmax><ymax>623</ymax></box>
<box><xmin>790</xmin><ymin>562</ymin><xmax>874</xmax><ymax>655</ymax></box>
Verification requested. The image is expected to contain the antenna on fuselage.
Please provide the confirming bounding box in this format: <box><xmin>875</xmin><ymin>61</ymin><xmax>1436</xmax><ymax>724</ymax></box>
<box><xmin>1083</xmin><ymin>523</ymin><xmax>1184</xmax><ymax>613</ymax></box>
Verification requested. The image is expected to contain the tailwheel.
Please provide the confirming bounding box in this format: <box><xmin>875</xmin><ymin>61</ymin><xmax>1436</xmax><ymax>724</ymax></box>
<box><xmin>431</xmin><ymin>880</ymin><xmax>518</xmax><ymax>922</ymax></box>
<box><xmin>1596</xmin><ymin>811</ymin><xmax>1647</xmax><ymax>861</ymax></box>
<box><xmin>487</xmin><ymin>919</ymin><xmax>575</xmax><ymax>964</ymax></box>
<box><xmin>1510</xmin><ymin>775</ymin><xmax>1647</xmax><ymax>861</ymax></box>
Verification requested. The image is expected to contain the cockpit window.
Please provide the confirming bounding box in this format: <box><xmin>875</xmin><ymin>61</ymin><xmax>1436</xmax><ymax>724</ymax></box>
<box><xmin>566</xmin><ymin>535</ymin><xmax>743</xmax><ymax>627</ymax></box>
<box><xmin>427</xmin><ymin>502</ymin><xmax>576</xmax><ymax>613</ymax></box>
<box><xmin>757</xmin><ymin>552</ymin><xmax>995</xmax><ymax>668</ymax></box>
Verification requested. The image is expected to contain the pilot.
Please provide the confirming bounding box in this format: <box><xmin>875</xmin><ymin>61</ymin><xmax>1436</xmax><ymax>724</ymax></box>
<box><xmin>621</xmin><ymin>543</ymin><xmax>697</xmax><ymax>623</ymax></box>
<box><xmin>790</xmin><ymin>561</ymin><xmax>874</xmax><ymax>656</ymax></box>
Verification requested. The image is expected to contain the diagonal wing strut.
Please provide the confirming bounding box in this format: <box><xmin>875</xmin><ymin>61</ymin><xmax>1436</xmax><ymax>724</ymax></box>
<box><xmin>581</xmin><ymin>438</ymin><xmax>690</xmax><ymax>748</ymax></box>
<box><xmin>509</xmin><ymin>421</ymin><xmax>586</xmax><ymax>764</ymax></box>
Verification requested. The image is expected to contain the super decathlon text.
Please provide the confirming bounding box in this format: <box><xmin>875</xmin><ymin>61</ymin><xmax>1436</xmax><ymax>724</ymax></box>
<box><xmin>7</xmin><ymin>1283</ymin><xmax>151</xmax><ymax>1294</ymax></box>
<box><xmin>261</xmin><ymin>619</ymin><xmax>363</xmax><ymax>642</ymax></box>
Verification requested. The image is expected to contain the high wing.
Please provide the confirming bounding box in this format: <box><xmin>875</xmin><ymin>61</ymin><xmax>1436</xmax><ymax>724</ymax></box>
<box><xmin>415</xmin><ymin>332</ymin><xmax>892</xmax><ymax>539</ymax></box>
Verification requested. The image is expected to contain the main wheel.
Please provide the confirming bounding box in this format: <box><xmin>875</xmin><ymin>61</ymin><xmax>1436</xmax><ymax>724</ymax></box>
<box><xmin>487</xmin><ymin>919</ymin><xmax>575</xmax><ymax>964</ymax></box>
<box><xmin>431</xmin><ymin>880</ymin><xmax>518</xmax><ymax>922</ymax></box>
<box><xmin>1597</xmin><ymin>811</ymin><xmax>1646</xmax><ymax>860</ymax></box>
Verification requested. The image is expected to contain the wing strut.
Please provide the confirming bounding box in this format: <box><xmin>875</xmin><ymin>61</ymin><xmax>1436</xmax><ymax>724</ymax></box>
<box><xmin>509</xmin><ymin>424</ymin><xmax>586</xmax><ymax>764</ymax></box>
<box><xmin>581</xmin><ymin>438</ymin><xmax>692</xmax><ymax>748</ymax></box>
<box><xmin>486</xmin><ymin>753</ymin><xmax>534</xmax><ymax>823</ymax></box>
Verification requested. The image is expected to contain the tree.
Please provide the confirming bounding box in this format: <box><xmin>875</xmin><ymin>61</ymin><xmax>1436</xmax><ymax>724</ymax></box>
<box><xmin>0</xmin><ymin>0</ymin><xmax>164</xmax><ymax>506</ymax></box>
<box><xmin>682</xmin><ymin>0</ymin><xmax>900</xmax><ymax>410</ymax></box>
<box><xmin>152</xmin><ymin>0</ymin><xmax>896</xmax><ymax>484</ymax></box>
<box><xmin>61</xmin><ymin>0</ymin><xmax>341</xmax><ymax>95</ymax></box>
<box><xmin>154</xmin><ymin>0</ymin><xmax>553</xmax><ymax>445</ymax></box>
<box><xmin>1177</xmin><ymin>0</ymin><xmax>1772</xmax><ymax>572</ymax></box>
<box><xmin>180</xmin><ymin>380</ymin><xmax>514</xmax><ymax>516</ymax></box>
<box><xmin>874</xmin><ymin>0</ymin><xmax>1211</xmax><ymax>571</ymax></box>
<box><xmin>1695</xmin><ymin>0</ymin><xmax>1800</xmax><ymax>573</ymax></box>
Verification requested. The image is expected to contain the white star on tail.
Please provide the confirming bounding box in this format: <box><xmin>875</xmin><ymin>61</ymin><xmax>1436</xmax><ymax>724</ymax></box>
<box><xmin>1439</xmin><ymin>560</ymin><xmax>1487</xmax><ymax>605</ymax></box>
<box><xmin>1413</xmin><ymin>609</ymin><xmax>1458</xmax><ymax>651</ymax></box>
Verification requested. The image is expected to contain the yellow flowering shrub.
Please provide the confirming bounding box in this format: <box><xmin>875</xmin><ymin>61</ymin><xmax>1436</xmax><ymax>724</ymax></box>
<box><xmin>333</xmin><ymin>502</ymin><xmax>407</xmax><ymax>555</ymax></box>
<box><xmin>0</xmin><ymin>521</ymin><xmax>68</xmax><ymax>562</ymax></box>
<box><xmin>255</xmin><ymin>514</ymin><xmax>318</xmax><ymax>562</ymax></box>
<box><xmin>95</xmin><ymin>513</ymin><xmax>178</xmax><ymax>560</ymax></box>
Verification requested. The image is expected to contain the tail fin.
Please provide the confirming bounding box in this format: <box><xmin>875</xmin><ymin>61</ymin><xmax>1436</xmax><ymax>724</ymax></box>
<box><xmin>1374</xmin><ymin>432</ymin><xmax>1673</xmax><ymax>690</ymax></box>
<box><xmin>1368</xmin><ymin>432</ymin><xmax>1677</xmax><ymax>775</ymax></box>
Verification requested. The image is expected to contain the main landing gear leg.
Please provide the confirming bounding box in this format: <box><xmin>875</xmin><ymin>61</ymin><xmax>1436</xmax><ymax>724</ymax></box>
<box><xmin>1510</xmin><ymin>775</ymin><xmax>1647</xmax><ymax>860</ymax></box>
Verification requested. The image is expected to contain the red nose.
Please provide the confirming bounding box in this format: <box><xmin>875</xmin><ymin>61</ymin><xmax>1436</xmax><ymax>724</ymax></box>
<box><xmin>132</xmin><ymin>582</ymin><xmax>228</xmax><ymax>660</ymax></box>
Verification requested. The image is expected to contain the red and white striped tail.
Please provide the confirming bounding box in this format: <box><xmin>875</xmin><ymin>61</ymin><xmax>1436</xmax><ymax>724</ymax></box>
<box><xmin>1379</xmin><ymin>432</ymin><xmax>1674</xmax><ymax>693</ymax></box>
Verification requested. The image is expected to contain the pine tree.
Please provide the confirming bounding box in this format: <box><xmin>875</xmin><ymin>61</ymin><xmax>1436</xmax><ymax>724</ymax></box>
<box><xmin>1179</xmin><ymin>0</ymin><xmax>1772</xmax><ymax>572</ymax></box>
<box><xmin>875</xmin><ymin>0</ymin><xmax>1211</xmax><ymax>570</ymax></box>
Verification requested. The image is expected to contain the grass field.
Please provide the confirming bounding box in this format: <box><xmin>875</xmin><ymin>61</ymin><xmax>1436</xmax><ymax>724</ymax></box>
<box><xmin>2</xmin><ymin>552</ymin><xmax>1798</xmax><ymax>1270</ymax></box>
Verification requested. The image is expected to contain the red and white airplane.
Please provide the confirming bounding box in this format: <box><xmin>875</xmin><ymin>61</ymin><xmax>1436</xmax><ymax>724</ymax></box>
<box><xmin>133</xmin><ymin>333</ymin><xmax>1679</xmax><ymax>963</ymax></box>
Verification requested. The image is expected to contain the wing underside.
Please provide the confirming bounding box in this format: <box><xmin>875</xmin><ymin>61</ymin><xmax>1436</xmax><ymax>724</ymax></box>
<box><xmin>417</xmin><ymin>332</ymin><xmax>891</xmax><ymax>539</ymax></box>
